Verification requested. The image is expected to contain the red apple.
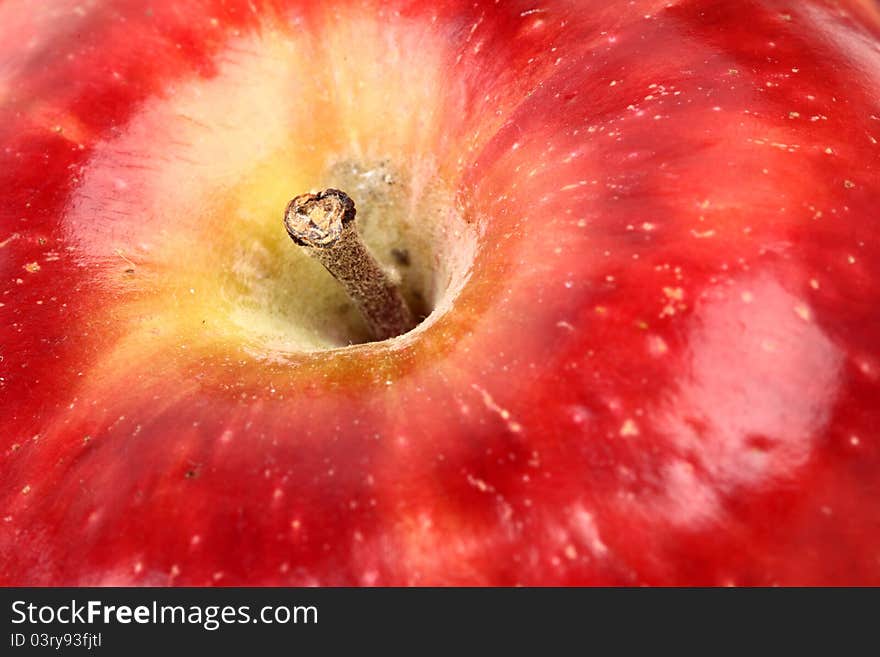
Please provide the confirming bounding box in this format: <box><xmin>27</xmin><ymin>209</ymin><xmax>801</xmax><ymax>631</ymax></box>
<box><xmin>2</xmin><ymin>0</ymin><xmax>879</xmax><ymax>585</ymax></box>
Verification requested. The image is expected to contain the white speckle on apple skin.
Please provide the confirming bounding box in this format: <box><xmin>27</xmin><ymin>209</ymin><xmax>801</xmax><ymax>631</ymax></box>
<box><xmin>471</xmin><ymin>384</ymin><xmax>523</xmax><ymax>434</ymax></box>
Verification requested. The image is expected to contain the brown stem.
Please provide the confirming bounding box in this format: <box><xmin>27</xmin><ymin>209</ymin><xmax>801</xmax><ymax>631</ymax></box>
<box><xmin>283</xmin><ymin>188</ymin><xmax>415</xmax><ymax>341</ymax></box>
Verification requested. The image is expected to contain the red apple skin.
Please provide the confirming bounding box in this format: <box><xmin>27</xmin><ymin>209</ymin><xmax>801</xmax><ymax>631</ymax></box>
<box><xmin>2</xmin><ymin>0</ymin><xmax>880</xmax><ymax>585</ymax></box>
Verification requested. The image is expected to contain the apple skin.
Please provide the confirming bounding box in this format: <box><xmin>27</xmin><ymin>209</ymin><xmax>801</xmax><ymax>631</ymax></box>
<box><xmin>1</xmin><ymin>0</ymin><xmax>880</xmax><ymax>586</ymax></box>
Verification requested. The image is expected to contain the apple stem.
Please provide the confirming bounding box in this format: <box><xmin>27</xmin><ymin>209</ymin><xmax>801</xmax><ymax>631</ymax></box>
<box><xmin>283</xmin><ymin>188</ymin><xmax>415</xmax><ymax>341</ymax></box>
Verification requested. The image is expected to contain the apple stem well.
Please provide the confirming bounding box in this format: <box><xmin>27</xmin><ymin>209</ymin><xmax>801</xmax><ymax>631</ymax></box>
<box><xmin>283</xmin><ymin>188</ymin><xmax>416</xmax><ymax>341</ymax></box>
